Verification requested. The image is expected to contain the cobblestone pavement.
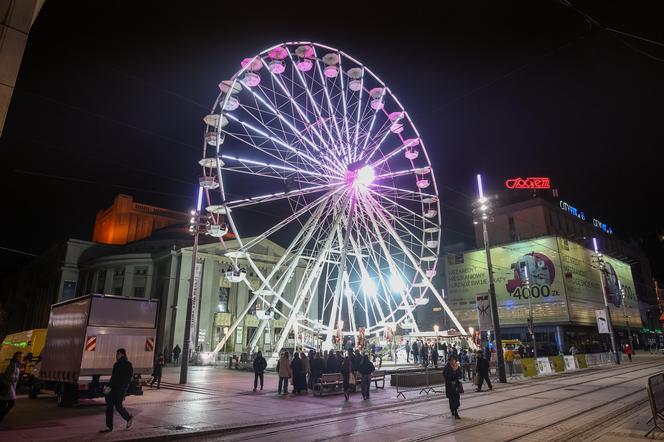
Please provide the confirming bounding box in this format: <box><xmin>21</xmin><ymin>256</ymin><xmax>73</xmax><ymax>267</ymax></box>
<box><xmin>1</xmin><ymin>355</ymin><xmax>663</xmax><ymax>441</ymax></box>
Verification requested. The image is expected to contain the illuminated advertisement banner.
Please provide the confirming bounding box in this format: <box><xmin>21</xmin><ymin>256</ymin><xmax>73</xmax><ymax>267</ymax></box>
<box><xmin>445</xmin><ymin>237</ymin><xmax>569</xmax><ymax>327</ymax></box>
<box><xmin>557</xmin><ymin>238</ymin><xmax>641</xmax><ymax>328</ymax></box>
<box><xmin>445</xmin><ymin>236</ymin><xmax>642</xmax><ymax>329</ymax></box>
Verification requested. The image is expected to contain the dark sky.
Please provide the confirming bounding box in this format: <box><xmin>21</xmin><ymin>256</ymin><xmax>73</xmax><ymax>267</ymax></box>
<box><xmin>2</xmin><ymin>0</ymin><xmax>663</xmax><ymax>274</ymax></box>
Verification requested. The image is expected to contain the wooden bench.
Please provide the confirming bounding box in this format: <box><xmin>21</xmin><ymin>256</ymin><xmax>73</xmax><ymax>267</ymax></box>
<box><xmin>313</xmin><ymin>373</ymin><xmax>344</xmax><ymax>396</ymax></box>
<box><xmin>355</xmin><ymin>370</ymin><xmax>386</xmax><ymax>389</ymax></box>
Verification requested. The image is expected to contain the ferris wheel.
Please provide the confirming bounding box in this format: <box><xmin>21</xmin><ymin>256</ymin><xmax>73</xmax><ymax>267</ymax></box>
<box><xmin>198</xmin><ymin>42</ymin><xmax>466</xmax><ymax>360</ymax></box>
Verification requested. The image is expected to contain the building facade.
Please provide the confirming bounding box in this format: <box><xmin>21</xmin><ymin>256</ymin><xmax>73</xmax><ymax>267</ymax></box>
<box><xmin>474</xmin><ymin>196</ymin><xmax>659</xmax><ymax>329</ymax></box>
<box><xmin>92</xmin><ymin>194</ymin><xmax>190</xmax><ymax>245</ymax></box>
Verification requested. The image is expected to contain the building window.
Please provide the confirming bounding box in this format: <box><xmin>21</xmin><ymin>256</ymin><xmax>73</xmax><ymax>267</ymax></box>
<box><xmin>218</xmin><ymin>287</ymin><xmax>229</xmax><ymax>313</ymax></box>
<box><xmin>235</xmin><ymin>326</ymin><xmax>244</xmax><ymax>345</ymax></box>
<box><xmin>134</xmin><ymin>286</ymin><xmax>145</xmax><ymax>298</ymax></box>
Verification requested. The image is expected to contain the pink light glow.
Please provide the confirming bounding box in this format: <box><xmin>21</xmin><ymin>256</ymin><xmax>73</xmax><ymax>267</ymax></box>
<box><xmin>355</xmin><ymin>165</ymin><xmax>375</xmax><ymax>187</ymax></box>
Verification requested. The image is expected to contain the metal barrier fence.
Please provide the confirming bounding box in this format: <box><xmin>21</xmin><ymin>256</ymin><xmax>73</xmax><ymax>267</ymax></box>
<box><xmin>394</xmin><ymin>366</ymin><xmax>445</xmax><ymax>399</ymax></box>
<box><xmin>646</xmin><ymin>373</ymin><xmax>664</xmax><ymax>437</ymax></box>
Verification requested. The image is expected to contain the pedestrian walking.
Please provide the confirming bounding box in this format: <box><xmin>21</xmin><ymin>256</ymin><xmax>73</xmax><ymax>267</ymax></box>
<box><xmin>432</xmin><ymin>346</ymin><xmax>439</xmax><ymax>368</ymax></box>
<box><xmin>443</xmin><ymin>354</ymin><xmax>463</xmax><ymax>419</ymax></box>
<box><xmin>420</xmin><ymin>342</ymin><xmax>428</xmax><ymax>367</ymax></box>
<box><xmin>412</xmin><ymin>340</ymin><xmax>419</xmax><ymax>364</ymax></box>
<box><xmin>625</xmin><ymin>344</ymin><xmax>633</xmax><ymax>362</ymax></box>
<box><xmin>163</xmin><ymin>346</ymin><xmax>172</xmax><ymax>364</ymax></box>
<box><xmin>276</xmin><ymin>351</ymin><xmax>292</xmax><ymax>395</ymax></box>
<box><xmin>172</xmin><ymin>344</ymin><xmax>181</xmax><ymax>366</ymax></box>
<box><xmin>504</xmin><ymin>348</ymin><xmax>515</xmax><ymax>377</ymax></box>
<box><xmin>0</xmin><ymin>351</ymin><xmax>22</xmax><ymax>424</ymax></box>
<box><xmin>100</xmin><ymin>348</ymin><xmax>134</xmax><ymax>432</ymax></box>
<box><xmin>150</xmin><ymin>352</ymin><xmax>164</xmax><ymax>389</ymax></box>
<box><xmin>340</xmin><ymin>356</ymin><xmax>353</xmax><ymax>401</ymax></box>
<box><xmin>475</xmin><ymin>351</ymin><xmax>492</xmax><ymax>392</ymax></box>
<box><xmin>460</xmin><ymin>350</ymin><xmax>471</xmax><ymax>381</ymax></box>
<box><xmin>405</xmin><ymin>340</ymin><xmax>411</xmax><ymax>363</ymax></box>
<box><xmin>253</xmin><ymin>351</ymin><xmax>267</xmax><ymax>391</ymax></box>
<box><xmin>358</xmin><ymin>354</ymin><xmax>375</xmax><ymax>400</ymax></box>
<box><xmin>300</xmin><ymin>351</ymin><xmax>310</xmax><ymax>393</ymax></box>
<box><xmin>325</xmin><ymin>351</ymin><xmax>339</xmax><ymax>373</ymax></box>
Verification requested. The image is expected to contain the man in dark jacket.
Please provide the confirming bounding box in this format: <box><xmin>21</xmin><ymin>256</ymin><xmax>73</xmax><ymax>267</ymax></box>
<box><xmin>475</xmin><ymin>351</ymin><xmax>493</xmax><ymax>392</ymax></box>
<box><xmin>405</xmin><ymin>340</ymin><xmax>411</xmax><ymax>363</ymax></box>
<box><xmin>253</xmin><ymin>351</ymin><xmax>267</xmax><ymax>391</ymax></box>
<box><xmin>412</xmin><ymin>340</ymin><xmax>419</xmax><ymax>364</ymax></box>
<box><xmin>310</xmin><ymin>353</ymin><xmax>324</xmax><ymax>390</ymax></box>
<box><xmin>358</xmin><ymin>354</ymin><xmax>375</xmax><ymax>400</ymax></box>
<box><xmin>101</xmin><ymin>348</ymin><xmax>134</xmax><ymax>432</ymax></box>
<box><xmin>173</xmin><ymin>344</ymin><xmax>181</xmax><ymax>366</ymax></box>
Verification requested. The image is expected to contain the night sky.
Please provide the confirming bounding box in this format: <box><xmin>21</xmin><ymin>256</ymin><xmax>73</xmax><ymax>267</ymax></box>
<box><xmin>1</xmin><ymin>1</ymin><xmax>663</xmax><ymax>275</ymax></box>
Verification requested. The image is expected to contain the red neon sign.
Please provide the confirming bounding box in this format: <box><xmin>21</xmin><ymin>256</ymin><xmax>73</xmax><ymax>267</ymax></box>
<box><xmin>505</xmin><ymin>177</ymin><xmax>551</xmax><ymax>190</ymax></box>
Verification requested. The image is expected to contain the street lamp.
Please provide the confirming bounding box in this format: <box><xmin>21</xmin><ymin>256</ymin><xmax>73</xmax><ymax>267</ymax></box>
<box><xmin>592</xmin><ymin>238</ymin><xmax>620</xmax><ymax>364</ymax></box>
<box><xmin>523</xmin><ymin>264</ymin><xmax>538</xmax><ymax>359</ymax></box>
<box><xmin>472</xmin><ymin>174</ymin><xmax>506</xmax><ymax>383</ymax></box>
<box><xmin>618</xmin><ymin>279</ymin><xmax>633</xmax><ymax>352</ymax></box>
<box><xmin>180</xmin><ymin>188</ymin><xmax>205</xmax><ymax>384</ymax></box>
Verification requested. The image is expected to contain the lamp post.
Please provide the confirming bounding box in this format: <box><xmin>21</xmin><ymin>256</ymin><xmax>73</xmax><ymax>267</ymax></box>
<box><xmin>472</xmin><ymin>174</ymin><xmax>506</xmax><ymax>383</ymax></box>
<box><xmin>523</xmin><ymin>264</ymin><xmax>538</xmax><ymax>359</ymax></box>
<box><xmin>593</xmin><ymin>238</ymin><xmax>620</xmax><ymax>364</ymax></box>
<box><xmin>618</xmin><ymin>279</ymin><xmax>633</xmax><ymax>352</ymax></box>
<box><xmin>180</xmin><ymin>187</ymin><xmax>205</xmax><ymax>384</ymax></box>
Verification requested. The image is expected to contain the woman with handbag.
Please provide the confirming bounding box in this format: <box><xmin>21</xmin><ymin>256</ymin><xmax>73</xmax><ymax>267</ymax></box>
<box><xmin>443</xmin><ymin>354</ymin><xmax>463</xmax><ymax>419</ymax></box>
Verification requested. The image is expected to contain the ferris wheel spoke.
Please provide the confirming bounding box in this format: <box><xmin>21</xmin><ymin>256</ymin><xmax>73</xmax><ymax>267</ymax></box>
<box><xmin>238</xmin><ymin>80</ymin><xmax>324</xmax><ymax>157</ymax></box>
<box><xmin>285</xmin><ymin>51</ymin><xmax>339</xmax><ymax>153</ymax></box>
<box><xmin>225</xmin><ymin>183</ymin><xmax>343</xmax><ymax>212</ymax></box>
<box><xmin>311</xmin><ymin>48</ymin><xmax>345</xmax><ymax>158</ymax></box>
<box><xmin>220</xmin><ymin>154</ymin><xmax>329</xmax><ymax>183</ymax></box>
<box><xmin>337</xmin><ymin>56</ymin><xmax>352</xmax><ymax>158</ymax></box>
<box><xmin>225</xmin><ymin>113</ymin><xmax>343</xmax><ymax>177</ymax></box>
<box><xmin>259</xmin><ymin>57</ymin><xmax>330</xmax><ymax>152</ymax></box>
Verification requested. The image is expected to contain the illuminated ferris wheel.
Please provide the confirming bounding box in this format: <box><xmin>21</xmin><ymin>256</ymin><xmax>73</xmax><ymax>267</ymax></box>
<box><xmin>197</xmin><ymin>42</ymin><xmax>466</xmax><ymax>360</ymax></box>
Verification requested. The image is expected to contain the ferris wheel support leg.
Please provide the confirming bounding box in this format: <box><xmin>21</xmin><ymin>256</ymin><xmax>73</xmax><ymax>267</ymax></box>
<box><xmin>273</xmin><ymin>201</ymin><xmax>346</xmax><ymax>361</ymax></box>
<box><xmin>367</xmin><ymin>195</ymin><xmax>468</xmax><ymax>336</ymax></box>
<box><xmin>247</xmin><ymin>194</ymin><xmax>334</xmax><ymax>353</ymax></box>
<box><xmin>325</xmin><ymin>195</ymin><xmax>356</xmax><ymax>346</ymax></box>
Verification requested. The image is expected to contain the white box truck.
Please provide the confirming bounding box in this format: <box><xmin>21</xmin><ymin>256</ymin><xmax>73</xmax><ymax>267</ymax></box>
<box><xmin>30</xmin><ymin>294</ymin><xmax>160</xmax><ymax>406</ymax></box>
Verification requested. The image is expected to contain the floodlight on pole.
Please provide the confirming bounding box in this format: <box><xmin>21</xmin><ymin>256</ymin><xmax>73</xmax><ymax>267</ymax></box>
<box><xmin>592</xmin><ymin>237</ymin><xmax>620</xmax><ymax>364</ymax></box>
<box><xmin>474</xmin><ymin>173</ymin><xmax>506</xmax><ymax>383</ymax></box>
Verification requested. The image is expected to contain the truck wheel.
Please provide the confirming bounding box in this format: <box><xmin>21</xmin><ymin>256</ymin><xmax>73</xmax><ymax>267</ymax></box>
<box><xmin>56</xmin><ymin>383</ymin><xmax>76</xmax><ymax>407</ymax></box>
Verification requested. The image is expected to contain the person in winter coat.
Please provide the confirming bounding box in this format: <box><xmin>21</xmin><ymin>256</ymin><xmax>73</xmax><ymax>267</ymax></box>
<box><xmin>300</xmin><ymin>352</ymin><xmax>310</xmax><ymax>392</ymax></box>
<box><xmin>358</xmin><ymin>354</ymin><xmax>375</xmax><ymax>400</ymax></box>
<box><xmin>412</xmin><ymin>340</ymin><xmax>419</xmax><ymax>364</ymax></box>
<box><xmin>431</xmin><ymin>346</ymin><xmax>440</xmax><ymax>368</ymax></box>
<box><xmin>325</xmin><ymin>352</ymin><xmax>339</xmax><ymax>373</ymax></box>
<box><xmin>101</xmin><ymin>349</ymin><xmax>134</xmax><ymax>432</ymax></box>
<box><xmin>290</xmin><ymin>352</ymin><xmax>304</xmax><ymax>394</ymax></box>
<box><xmin>311</xmin><ymin>353</ymin><xmax>324</xmax><ymax>391</ymax></box>
<box><xmin>475</xmin><ymin>351</ymin><xmax>492</xmax><ymax>392</ymax></box>
<box><xmin>443</xmin><ymin>354</ymin><xmax>463</xmax><ymax>419</ymax></box>
<box><xmin>172</xmin><ymin>344</ymin><xmax>181</xmax><ymax>366</ymax></box>
<box><xmin>460</xmin><ymin>350</ymin><xmax>471</xmax><ymax>381</ymax></box>
<box><xmin>150</xmin><ymin>353</ymin><xmax>165</xmax><ymax>389</ymax></box>
<box><xmin>253</xmin><ymin>351</ymin><xmax>267</xmax><ymax>391</ymax></box>
<box><xmin>405</xmin><ymin>340</ymin><xmax>411</xmax><ymax>363</ymax></box>
<box><xmin>276</xmin><ymin>351</ymin><xmax>292</xmax><ymax>395</ymax></box>
<box><xmin>0</xmin><ymin>351</ymin><xmax>22</xmax><ymax>424</ymax></box>
<box><xmin>340</xmin><ymin>356</ymin><xmax>354</xmax><ymax>401</ymax></box>
<box><xmin>420</xmin><ymin>342</ymin><xmax>429</xmax><ymax>367</ymax></box>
